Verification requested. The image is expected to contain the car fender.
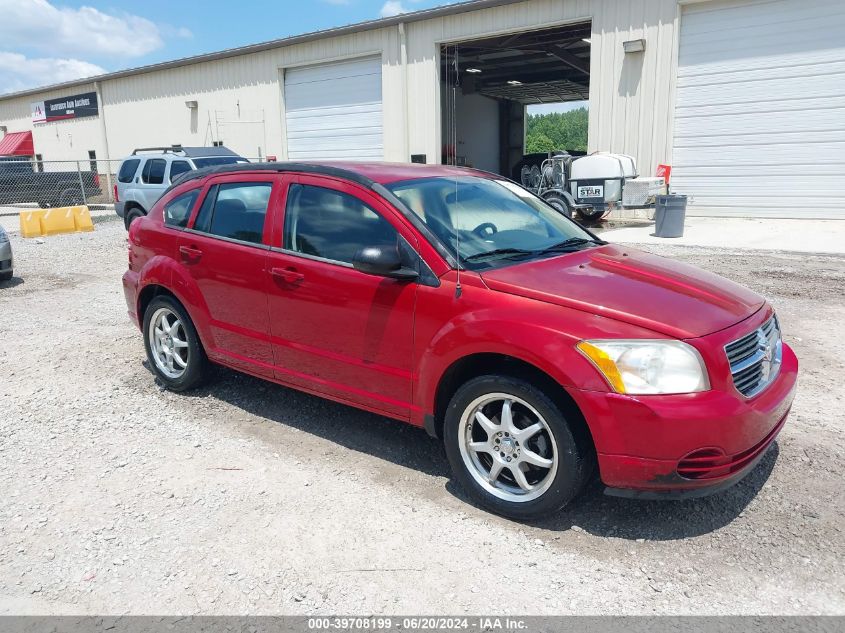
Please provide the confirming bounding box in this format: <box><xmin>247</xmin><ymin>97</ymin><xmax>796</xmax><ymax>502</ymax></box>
<box><xmin>136</xmin><ymin>255</ymin><xmax>215</xmax><ymax>351</ymax></box>
<box><xmin>122</xmin><ymin>190</ymin><xmax>146</xmax><ymax>213</ymax></box>
<box><xmin>415</xmin><ymin>306</ymin><xmax>612</xmax><ymax>418</ymax></box>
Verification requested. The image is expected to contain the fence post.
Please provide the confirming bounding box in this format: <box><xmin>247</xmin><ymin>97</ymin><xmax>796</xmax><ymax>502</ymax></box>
<box><xmin>76</xmin><ymin>161</ymin><xmax>88</xmax><ymax>205</ymax></box>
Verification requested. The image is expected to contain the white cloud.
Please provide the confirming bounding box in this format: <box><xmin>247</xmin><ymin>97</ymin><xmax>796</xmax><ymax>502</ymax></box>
<box><xmin>380</xmin><ymin>1</ymin><xmax>408</xmax><ymax>17</ymax></box>
<box><xmin>0</xmin><ymin>0</ymin><xmax>171</xmax><ymax>58</ymax></box>
<box><xmin>0</xmin><ymin>51</ymin><xmax>105</xmax><ymax>94</ymax></box>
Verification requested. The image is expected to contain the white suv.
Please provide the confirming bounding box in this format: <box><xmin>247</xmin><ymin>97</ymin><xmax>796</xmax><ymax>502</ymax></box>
<box><xmin>115</xmin><ymin>146</ymin><xmax>247</xmax><ymax>229</ymax></box>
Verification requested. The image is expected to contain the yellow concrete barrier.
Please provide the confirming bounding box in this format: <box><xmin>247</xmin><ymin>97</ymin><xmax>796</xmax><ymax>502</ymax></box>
<box><xmin>19</xmin><ymin>205</ymin><xmax>95</xmax><ymax>238</ymax></box>
<box><xmin>72</xmin><ymin>205</ymin><xmax>94</xmax><ymax>232</ymax></box>
<box><xmin>41</xmin><ymin>207</ymin><xmax>77</xmax><ymax>236</ymax></box>
<box><xmin>20</xmin><ymin>210</ymin><xmax>46</xmax><ymax>238</ymax></box>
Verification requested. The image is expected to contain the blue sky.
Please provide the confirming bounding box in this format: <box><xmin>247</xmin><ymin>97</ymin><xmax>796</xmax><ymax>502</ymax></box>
<box><xmin>0</xmin><ymin>0</ymin><xmax>585</xmax><ymax>113</ymax></box>
<box><xmin>0</xmin><ymin>0</ymin><xmax>458</xmax><ymax>93</ymax></box>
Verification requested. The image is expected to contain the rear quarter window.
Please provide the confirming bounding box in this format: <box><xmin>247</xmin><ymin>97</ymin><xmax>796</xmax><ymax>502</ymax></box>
<box><xmin>163</xmin><ymin>189</ymin><xmax>200</xmax><ymax>229</ymax></box>
<box><xmin>117</xmin><ymin>159</ymin><xmax>140</xmax><ymax>183</ymax></box>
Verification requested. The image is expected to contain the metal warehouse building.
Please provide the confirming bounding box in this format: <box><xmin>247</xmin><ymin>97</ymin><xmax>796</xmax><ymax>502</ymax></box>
<box><xmin>1</xmin><ymin>0</ymin><xmax>843</xmax><ymax>218</ymax></box>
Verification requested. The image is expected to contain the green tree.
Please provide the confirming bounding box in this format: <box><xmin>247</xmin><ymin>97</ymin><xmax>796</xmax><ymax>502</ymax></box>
<box><xmin>525</xmin><ymin>108</ymin><xmax>589</xmax><ymax>153</ymax></box>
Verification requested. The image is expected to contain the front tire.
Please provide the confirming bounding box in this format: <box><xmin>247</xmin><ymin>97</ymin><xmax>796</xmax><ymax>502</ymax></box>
<box><xmin>443</xmin><ymin>375</ymin><xmax>591</xmax><ymax>519</ymax></box>
<box><xmin>0</xmin><ymin>270</ymin><xmax>12</xmax><ymax>282</ymax></box>
<box><xmin>143</xmin><ymin>295</ymin><xmax>208</xmax><ymax>391</ymax></box>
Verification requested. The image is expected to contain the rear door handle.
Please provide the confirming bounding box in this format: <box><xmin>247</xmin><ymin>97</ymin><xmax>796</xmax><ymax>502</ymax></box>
<box><xmin>179</xmin><ymin>245</ymin><xmax>203</xmax><ymax>261</ymax></box>
<box><xmin>270</xmin><ymin>267</ymin><xmax>304</xmax><ymax>284</ymax></box>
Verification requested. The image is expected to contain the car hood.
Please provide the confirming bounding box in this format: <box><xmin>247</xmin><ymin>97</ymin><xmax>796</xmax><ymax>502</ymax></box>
<box><xmin>479</xmin><ymin>244</ymin><xmax>764</xmax><ymax>339</ymax></box>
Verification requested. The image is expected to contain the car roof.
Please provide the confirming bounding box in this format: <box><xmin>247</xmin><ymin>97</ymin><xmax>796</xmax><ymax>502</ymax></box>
<box><xmin>172</xmin><ymin>160</ymin><xmax>494</xmax><ymax>188</ymax></box>
<box><xmin>127</xmin><ymin>146</ymin><xmax>242</xmax><ymax>159</ymax></box>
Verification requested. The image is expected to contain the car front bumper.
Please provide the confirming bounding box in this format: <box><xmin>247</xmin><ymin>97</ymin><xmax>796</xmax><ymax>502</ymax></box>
<box><xmin>0</xmin><ymin>240</ymin><xmax>13</xmax><ymax>274</ymax></box>
<box><xmin>569</xmin><ymin>340</ymin><xmax>798</xmax><ymax>499</ymax></box>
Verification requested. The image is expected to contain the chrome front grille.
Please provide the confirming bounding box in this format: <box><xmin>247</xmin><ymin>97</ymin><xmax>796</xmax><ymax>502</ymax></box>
<box><xmin>725</xmin><ymin>315</ymin><xmax>782</xmax><ymax>398</ymax></box>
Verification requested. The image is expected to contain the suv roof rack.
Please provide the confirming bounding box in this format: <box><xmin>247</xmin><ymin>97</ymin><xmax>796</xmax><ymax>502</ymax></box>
<box><xmin>132</xmin><ymin>145</ymin><xmax>184</xmax><ymax>155</ymax></box>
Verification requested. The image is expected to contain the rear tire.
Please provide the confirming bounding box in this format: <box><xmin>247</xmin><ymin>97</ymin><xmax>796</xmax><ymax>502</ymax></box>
<box><xmin>0</xmin><ymin>271</ymin><xmax>12</xmax><ymax>282</ymax></box>
<box><xmin>58</xmin><ymin>188</ymin><xmax>83</xmax><ymax>207</ymax></box>
<box><xmin>124</xmin><ymin>207</ymin><xmax>145</xmax><ymax>230</ymax></box>
<box><xmin>443</xmin><ymin>375</ymin><xmax>591</xmax><ymax>519</ymax></box>
<box><xmin>143</xmin><ymin>295</ymin><xmax>208</xmax><ymax>392</ymax></box>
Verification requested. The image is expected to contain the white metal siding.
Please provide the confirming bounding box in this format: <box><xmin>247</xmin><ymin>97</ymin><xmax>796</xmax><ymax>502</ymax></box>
<box><xmin>284</xmin><ymin>56</ymin><xmax>383</xmax><ymax>161</ymax></box>
<box><xmin>672</xmin><ymin>0</ymin><xmax>845</xmax><ymax>218</ymax></box>
<box><xmin>0</xmin><ymin>0</ymin><xmax>682</xmax><ymax>175</ymax></box>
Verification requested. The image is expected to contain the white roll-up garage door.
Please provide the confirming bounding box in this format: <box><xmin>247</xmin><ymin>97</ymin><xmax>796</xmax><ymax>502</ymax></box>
<box><xmin>671</xmin><ymin>0</ymin><xmax>845</xmax><ymax>218</ymax></box>
<box><xmin>284</xmin><ymin>56</ymin><xmax>383</xmax><ymax>161</ymax></box>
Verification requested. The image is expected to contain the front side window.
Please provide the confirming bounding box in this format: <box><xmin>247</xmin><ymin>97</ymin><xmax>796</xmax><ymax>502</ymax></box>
<box><xmin>118</xmin><ymin>159</ymin><xmax>140</xmax><ymax>183</ymax></box>
<box><xmin>283</xmin><ymin>184</ymin><xmax>398</xmax><ymax>264</ymax></box>
<box><xmin>387</xmin><ymin>176</ymin><xmax>598</xmax><ymax>269</ymax></box>
<box><xmin>163</xmin><ymin>190</ymin><xmax>199</xmax><ymax>228</ymax></box>
<box><xmin>141</xmin><ymin>158</ymin><xmax>167</xmax><ymax>185</ymax></box>
<box><xmin>192</xmin><ymin>182</ymin><xmax>271</xmax><ymax>245</ymax></box>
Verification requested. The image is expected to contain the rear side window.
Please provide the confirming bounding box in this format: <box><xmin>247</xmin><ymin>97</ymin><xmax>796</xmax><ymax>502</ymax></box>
<box><xmin>141</xmin><ymin>159</ymin><xmax>167</xmax><ymax>184</ymax></box>
<box><xmin>163</xmin><ymin>190</ymin><xmax>200</xmax><ymax>229</ymax></box>
<box><xmin>283</xmin><ymin>184</ymin><xmax>398</xmax><ymax>264</ymax></box>
<box><xmin>118</xmin><ymin>159</ymin><xmax>140</xmax><ymax>183</ymax></box>
<box><xmin>169</xmin><ymin>161</ymin><xmax>192</xmax><ymax>182</ymax></box>
<box><xmin>192</xmin><ymin>182</ymin><xmax>271</xmax><ymax>245</ymax></box>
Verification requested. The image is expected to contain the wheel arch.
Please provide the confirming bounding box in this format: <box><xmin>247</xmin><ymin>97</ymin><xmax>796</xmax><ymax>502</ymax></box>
<box><xmin>429</xmin><ymin>352</ymin><xmax>596</xmax><ymax>461</ymax></box>
<box><xmin>137</xmin><ymin>283</ymin><xmax>178</xmax><ymax>325</ymax></box>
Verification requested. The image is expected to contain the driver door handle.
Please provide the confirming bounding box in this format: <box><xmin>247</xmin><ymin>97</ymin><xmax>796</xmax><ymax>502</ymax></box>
<box><xmin>179</xmin><ymin>245</ymin><xmax>203</xmax><ymax>261</ymax></box>
<box><xmin>270</xmin><ymin>267</ymin><xmax>304</xmax><ymax>284</ymax></box>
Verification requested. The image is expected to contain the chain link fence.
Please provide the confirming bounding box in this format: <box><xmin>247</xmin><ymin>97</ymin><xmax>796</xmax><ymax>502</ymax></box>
<box><xmin>0</xmin><ymin>157</ymin><xmax>122</xmax><ymax>210</ymax></box>
<box><xmin>0</xmin><ymin>156</ymin><xmax>264</xmax><ymax>211</ymax></box>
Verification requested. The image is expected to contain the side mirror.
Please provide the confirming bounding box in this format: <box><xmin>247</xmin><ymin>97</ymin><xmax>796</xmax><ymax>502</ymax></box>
<box><xmin>352</xmin><ymin>245</ymin><xmax>418</xmax><ymax>281</ymax></box>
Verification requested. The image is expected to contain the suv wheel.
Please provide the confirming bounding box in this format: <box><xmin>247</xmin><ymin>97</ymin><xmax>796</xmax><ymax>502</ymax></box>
<box><xmin>125</xmin><ymin>207</ymin><xmax>145</xmax><ymax>230</ymax></box>
<box><xmin>443</xmin><ymin>375</ymin><xmax>591</xmax><ymax>519</ymax></box>
<box><xmin>143</xmin><ymin>296</ymin><xmax>208</xmax><ymax>391</ymax></box>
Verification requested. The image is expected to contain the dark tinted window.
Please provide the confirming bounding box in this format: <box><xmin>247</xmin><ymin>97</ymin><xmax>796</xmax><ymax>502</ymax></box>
<box><xmin>141</xmin><ymin>159</ymin><xmax>166</xmax><ymax>185</ymax></box>
<box><xmin>283</xmin><ymin>184</ymin><xmax>398</xmax><ymax>264</ymax></box>
<box><xmin>169</xmin><ymin>161</ymin><xmax>192</xmax><ymax>182</ymax></box>
<box><xmin>193</xmin><ymin>182</ymin><xmax>271</xmax><ymax>244</ymax></box>
<box><xmin>118</xmin><ymin>159</ymin><xmax>140</xmax><ymax>183</ymax></box>
<box><xmin>163</xmin><ymin>190</ymin><xmax>199</xmax><ymax>228</ymax></box>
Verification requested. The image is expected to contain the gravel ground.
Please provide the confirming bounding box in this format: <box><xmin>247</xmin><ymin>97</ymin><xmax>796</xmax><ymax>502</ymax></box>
<box><xmin>0</xmin><ymin>219</ymin><xmax>843</xmax><ymax>615</ymax></box>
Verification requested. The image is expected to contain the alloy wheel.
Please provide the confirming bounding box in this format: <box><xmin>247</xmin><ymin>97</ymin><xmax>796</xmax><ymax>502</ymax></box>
<box><xmin>149</xmin><ymin>307</ymin><xmax>190</xmax><ymax>379</ymax></box>
<box><xmin>458</xmin><ymin>392</ymin><xmax>559</xmax><ymax>503</ymax></box>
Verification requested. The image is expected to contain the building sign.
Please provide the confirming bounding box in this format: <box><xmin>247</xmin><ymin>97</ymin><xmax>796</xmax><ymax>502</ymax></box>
<box><xmin>31</xmin><ymin>91</ymin><xmax>98</xmax><ymax>124</ymax></box>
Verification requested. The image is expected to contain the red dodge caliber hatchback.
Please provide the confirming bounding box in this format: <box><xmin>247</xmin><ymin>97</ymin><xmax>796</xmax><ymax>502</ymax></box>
<box><xmin>123</xmin><ymin>162</ymin><xmax>797</xmax><ymax>518</ymax></box>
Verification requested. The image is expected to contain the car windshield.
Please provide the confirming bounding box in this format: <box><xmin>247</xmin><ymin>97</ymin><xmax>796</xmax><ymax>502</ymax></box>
<box><xmin>191</xmin><ymin>156</ymin><xmax>248</xmax><ymax>168</ymax></box>
<box><xmin>387</xmin><ymin>176</ymin><xmax>599</xmax><ymax>269</ymax></box>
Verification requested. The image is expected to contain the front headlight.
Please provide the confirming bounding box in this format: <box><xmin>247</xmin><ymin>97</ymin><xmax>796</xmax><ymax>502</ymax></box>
<box><xmin>576</xmin><ymin>339</ymin><xmax>710</xmax><ymax>395</ymax></box>
<box><xmin>0</xmin><ymin>227</ymin><xmax>8</xmax><ymax>243</ymax></box>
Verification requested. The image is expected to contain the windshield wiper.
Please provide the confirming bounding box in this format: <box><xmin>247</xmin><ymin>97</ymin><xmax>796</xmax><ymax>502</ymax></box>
<box><xmin>463</xmin><ymin>248</ymin><xmax>535</xmax><ymax>262</ymax></box>
<box><xmin>538</xmin><ymin>237</ymin><xmax>606</xmax><ymax>253</ymax></box>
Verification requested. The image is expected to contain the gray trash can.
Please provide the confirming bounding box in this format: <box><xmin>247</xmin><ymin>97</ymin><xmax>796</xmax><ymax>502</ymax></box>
<box><xmin>654</xmin><ymin>194</ymin><xmax>687</xmax><ymax>238</ymax></box>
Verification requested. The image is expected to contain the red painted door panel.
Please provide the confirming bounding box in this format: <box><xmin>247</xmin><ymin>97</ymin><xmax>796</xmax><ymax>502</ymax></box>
<box><xmin>266</xmin><ymin>175</ymin><xmax>417</xmax><ymax>418</ymax></box>
<box><xmin>178</xmin><ymin>232</ymin><xmax>273</xmax><ymax>376</ymax></box>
